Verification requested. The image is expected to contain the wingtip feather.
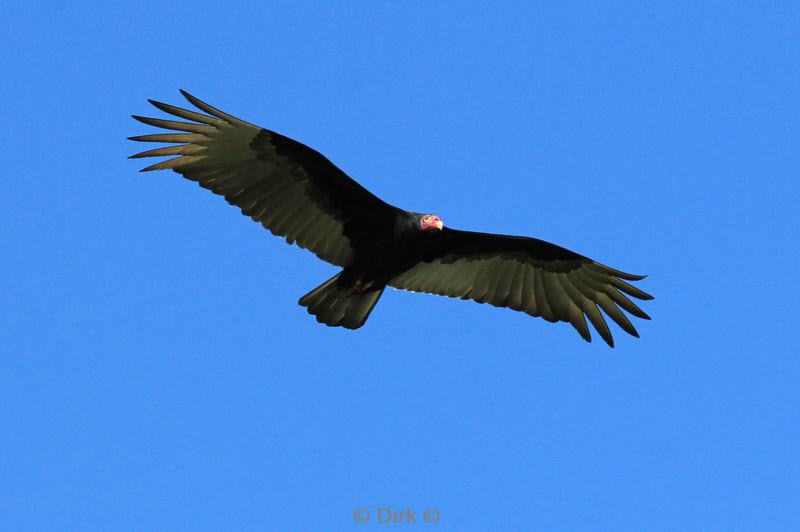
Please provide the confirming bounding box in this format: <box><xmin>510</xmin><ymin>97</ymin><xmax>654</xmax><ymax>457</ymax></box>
<box><xmin>180</xmin><ymin>89</ymin><xmax>197</xmax><ymax>104</ymax></box>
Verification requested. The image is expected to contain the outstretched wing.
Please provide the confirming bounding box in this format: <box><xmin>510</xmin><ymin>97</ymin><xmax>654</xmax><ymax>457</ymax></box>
<box><xmin>389</xmin><ymin>228</ymin><xmax>653</xmax><ymax>347</ymax></box>
<box><xmin>129</xmin><ymin>90</ymin><xmax>398</xmax><ymax>266</ymax></box>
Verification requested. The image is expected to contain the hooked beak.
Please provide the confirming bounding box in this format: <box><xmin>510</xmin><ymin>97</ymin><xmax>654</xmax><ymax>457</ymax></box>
<box><xmin>435</xmin><ymin>220</ymin><xmax>443</xmax><ymax>230</ymax></box>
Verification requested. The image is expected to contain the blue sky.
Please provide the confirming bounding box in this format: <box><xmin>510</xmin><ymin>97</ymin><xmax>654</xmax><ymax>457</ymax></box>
<box><xmin>3</xmin><ymin>1</ymin><xmax>798</xmax><ymax>530</ymax></box>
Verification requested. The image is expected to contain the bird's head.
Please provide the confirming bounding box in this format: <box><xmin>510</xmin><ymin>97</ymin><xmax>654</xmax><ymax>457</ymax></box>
<box><xmin>419</xmin><ymin>214</ymin><xmax>444</xmax><ymax>231</ymax></box>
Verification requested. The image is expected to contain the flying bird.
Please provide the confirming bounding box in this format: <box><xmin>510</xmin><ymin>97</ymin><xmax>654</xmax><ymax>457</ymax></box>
<box><xmin>129</xmin><ymin>91</ymin><xmax>652</xmax><ymax>347</ymax></box>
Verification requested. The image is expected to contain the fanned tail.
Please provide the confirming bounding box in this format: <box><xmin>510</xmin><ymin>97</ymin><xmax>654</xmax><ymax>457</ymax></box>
<box><xmin>298</xmin><ymin>273</ymin><xmax>384</xmax><ymax>329</ymax></box>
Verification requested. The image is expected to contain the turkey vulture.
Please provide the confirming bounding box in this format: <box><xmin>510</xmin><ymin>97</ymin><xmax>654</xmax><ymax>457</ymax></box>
<box><xmin>129</xmin><ymin>90</ymin><xmax>652</xmax><ymax>347</ymax></box>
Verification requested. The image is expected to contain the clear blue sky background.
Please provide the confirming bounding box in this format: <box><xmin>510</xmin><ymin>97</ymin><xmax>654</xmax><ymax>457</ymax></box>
<box><xmin>3</xmin><ymin>2</ymin><xmax>798</xmax><ymax>530</ymax></box>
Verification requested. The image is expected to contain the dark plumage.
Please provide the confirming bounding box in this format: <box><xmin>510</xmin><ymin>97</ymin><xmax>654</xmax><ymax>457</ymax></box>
<box><xmin>129</xmin><ymin>90</ymin><xmax>653</xmax><ymax>347</ymax></box>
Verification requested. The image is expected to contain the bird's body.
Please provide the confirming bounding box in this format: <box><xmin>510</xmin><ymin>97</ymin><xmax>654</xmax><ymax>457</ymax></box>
<box><xmin>130</xmin><ymin>91</ymin><xmax>653</xmax><ymax>346</ymax></box>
